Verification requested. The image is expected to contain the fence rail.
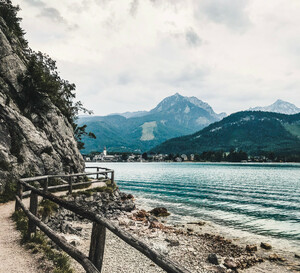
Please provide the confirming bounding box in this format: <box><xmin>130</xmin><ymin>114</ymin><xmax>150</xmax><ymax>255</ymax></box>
<box><xmin>15</xmin><ymin>168</ymin><xmax>190</xmax><ymax>273</ymax></box>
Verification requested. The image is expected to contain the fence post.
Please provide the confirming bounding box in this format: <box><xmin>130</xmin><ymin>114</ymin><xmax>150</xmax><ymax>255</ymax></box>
<box><xmin>89</xmin><ymin>222</ymin><xmax>106</xmax><ymax>272</ymax></box>
<box><xmin>69</xmin><ymin>176</ymin><xmax>73</xmax><ymax>194</ymax></box>
<box><xmin>27</xmin><ymin>183</ymin><xmax>39</xmax><ymax>238</ymax></box>
<box><xmin>44</xmin><ymin>177</ymin><xmax>49</xmax><ymax>193</ymax></box>
<box><xmin>111</xmin><ymin>171</ymin><xmax>114</xmax><ymax>185</ymax></box>
<box><xmin>15</xmin><ymin>180</ymin><xmax>23</xmax><ymax>211</ymax></box>
<box><xmin>96</xmin><ymin>167</ymin><xmax>99</xmax><ymax>180</ymax></box>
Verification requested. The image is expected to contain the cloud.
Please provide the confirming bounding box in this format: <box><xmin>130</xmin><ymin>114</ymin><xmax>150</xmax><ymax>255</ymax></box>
<box><xmin>129</xmin><ymin>0</ymin><xmax>139</xmax><ymax>16</ymax></box>
<box><xmin>13</xmin><ymin>0</ymin><xmax>300</xmax><ymax>116</ymax></box>
<box><xmin>185</xmin><ymin>28</ymin><xmax>202</xmax><ymax>47</ymax></box>
<box><xmin>23</xmin><ymin>0</ymin><xmax>45</xmax><ymax>7</ymax></box>
<box><xmin>196</xmin><ymin>0</ymin><xmax>251</xmax><ymax>32</ymax></box>
<box><xmin>38</xmin><ymin>7</ymin><xmax>65</xmax><ymax>23</ymax></box>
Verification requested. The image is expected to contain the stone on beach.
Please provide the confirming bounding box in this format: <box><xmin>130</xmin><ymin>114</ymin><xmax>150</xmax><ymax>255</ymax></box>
<box><xmin>268</xmin><ymin>253</ymin><xmax>286</xmax><ymax>262</ymax></box>
<box><xmin>149</xmin><ymin>207</ymin><xmax>170</xmax><ymax>217</ymax></box>
<box><xmin>246</xmin><ymin>244</ymin><xmax>258</xmax><ymax>252</ymax></box>
<box><xmin>207</xmin><ymin>253</ymin><xmax>219</xmax><ymax>265</ymax></box>
<box><xmin>260</xmin><ymin>242</ymin><xmax>272</xmax><ymax>250</ymax></box>
<box><xmin>223</xmin><ymin>257</ymin><xmax>238</xmax><ymax>269</ymax></box>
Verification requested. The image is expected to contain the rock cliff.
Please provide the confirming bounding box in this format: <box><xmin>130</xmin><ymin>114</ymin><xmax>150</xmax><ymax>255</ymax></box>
<box><xmin>0</xmin><ymin>8</ymin><xmax>84</xmax><ymax>193</ymax></box>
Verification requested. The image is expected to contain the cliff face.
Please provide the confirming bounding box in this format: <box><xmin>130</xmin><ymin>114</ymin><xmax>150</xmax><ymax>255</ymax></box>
<box><xmin>0</xmin><ymin>16</ymin><xmax>84</xmax><ymax>192</ymax></box>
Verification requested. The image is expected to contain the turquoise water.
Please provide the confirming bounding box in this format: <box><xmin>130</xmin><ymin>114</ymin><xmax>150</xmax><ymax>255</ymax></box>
<box><xmin>86</xmin><ymin>162</ymin><xmax>300</xmax><ymax>247</ymax></box>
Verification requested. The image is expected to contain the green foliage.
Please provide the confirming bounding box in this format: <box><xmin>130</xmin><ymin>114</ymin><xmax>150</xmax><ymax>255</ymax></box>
<box><xmin>142</xmin><ymin>152</ymin><xmax>148</xmax><ymax>160</ymax></box>
<box><xmin>8</xmin><ymin>127</ymin><xmax>24</xmax><ymax>163</ymax></box>
<box><xmin>17</xmin><ymin>50</ymin><xmax>95</xmax><ymax>149</ymax></box>
<box><xmin>0</xmin><ymin>0</ymin><xmax>27</xmax><ymax>48</ymax></box>
<box><xmin>39</xmin><ymin>199</ymin><xmax>59</xmax><ymax>218</ymax></box>
<box><xmin>12</xmin><ymin>210</ymin><xmax>28</xmax><ymax>239</ymax></box>
<box><xmin>0</xmin><ymin>1</ymin><xmax>94</xmax><ymax>149</ymax></box>
<box><xmin>74</xmin><ymin>124</ymin><xmax>96</xmax><ymax>150</ymax></box>
<box><xmin>71</xmin><ymin>183</ymin><xmax>116</xmax><ymax>198</ymax></box>
<box><xmin>12</xmin><ymin>210</ymin><xmax>74</xmax><ymax>273</ymax></box>
<box><xmin>0</xmin><ymin>180</ymin><xmax>16</xmax><ymax>203</ymax></box>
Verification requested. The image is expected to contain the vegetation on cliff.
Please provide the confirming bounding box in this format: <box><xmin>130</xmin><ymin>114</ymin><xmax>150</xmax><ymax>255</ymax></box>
<box><xmin>0</xmin><ymin>0</ymin><xmax>95</xmax><ymax>198</ymax></box>
<box><xmin>0</xmin><ymin>0</ymin><xmax>95</xmax><ymax>151</ymax></box>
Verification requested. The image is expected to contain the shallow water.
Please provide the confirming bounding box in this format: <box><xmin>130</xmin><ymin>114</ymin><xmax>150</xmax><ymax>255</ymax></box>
<box><xmin>86</xmin><ymin>162</ymin><xmax>300</xmax><ymax>251</ymax></box>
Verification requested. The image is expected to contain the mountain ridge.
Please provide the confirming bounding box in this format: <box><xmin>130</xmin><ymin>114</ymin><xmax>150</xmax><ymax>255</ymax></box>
<box><xmin>150</xmin><ymin>111</ymin><xmax>300</xmax><ymax>156</ymax></box>
<box><xmin>78</xmin><ymin>93</ymin><xmax>225</xmax><ymax>153</ymax></box>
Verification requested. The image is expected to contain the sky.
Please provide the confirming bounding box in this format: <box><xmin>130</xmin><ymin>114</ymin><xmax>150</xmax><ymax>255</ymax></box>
<box><xmin>13</xmin><ymin>0</ymin><xmax>300</xmax><ymax>116</ymax></box>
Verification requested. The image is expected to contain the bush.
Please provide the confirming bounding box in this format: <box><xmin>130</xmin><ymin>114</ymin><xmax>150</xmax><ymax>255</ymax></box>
<box><xmin>0</xmin><ymin>181</ymin><xmax>16</xmax><ymax>203</ymax></box>
<box><xmin>39</xmin><ymin>199</ymin><xmax>59</xmax><ymax>218</ymax></box>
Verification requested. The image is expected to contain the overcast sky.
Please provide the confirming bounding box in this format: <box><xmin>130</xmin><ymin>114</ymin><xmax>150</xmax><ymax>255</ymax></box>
<box><xmin>14</xmin><ymin>0</ymin><xmax>300</xmax><ymax>116</ymax></box>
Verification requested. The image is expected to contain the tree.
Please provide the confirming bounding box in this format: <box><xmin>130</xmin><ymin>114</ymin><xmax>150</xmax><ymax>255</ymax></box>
<box><xmin>18</xmin><ymin>51</ymin><xmax>95</xmax><ymax>150</ymax></box>
<box><xmin>142</xmin><ymin>152</ymin><xmax>148</xmax><ymax>160</ymax></box>
<box><xmin>0</xmin><ymin>0</ymin><xmax>27</xmax><ymax>48</ymax></box>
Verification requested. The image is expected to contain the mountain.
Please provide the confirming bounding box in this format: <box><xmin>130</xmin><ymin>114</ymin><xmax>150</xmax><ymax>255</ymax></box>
<box><xmin>109</xmin><ymin>111</ymin><xmax>148</xmax><ymax>119</ymax></box>
<box><xmin>249</xmin><ymin>99</ymin><xmax>300</xmax><ymax>115</ymax></box>
<box><xmin>150</xmin><ymin>111</ymin><xmax>300</xmax><ymax>156</ymax></box>
<box><xmin>78</xmin><ymin>93</ymin><xmax>226</xmax><ymax>153</ymax></box>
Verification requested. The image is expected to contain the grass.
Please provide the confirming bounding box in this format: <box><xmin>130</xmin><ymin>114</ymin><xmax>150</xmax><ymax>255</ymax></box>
<box><xmin>39</xmin><ymin>199</ymin><xmax>59</xmax><ymax>219</ymax></box>
<box><xmin>12</xmin><ymin>210</ymin><xmax>74</xmax><ymax>273</ymax></box>
<box><xmin>71</xmin><ymin>182</ymin><xmax>116</xmax><ymax>198</ymax></box>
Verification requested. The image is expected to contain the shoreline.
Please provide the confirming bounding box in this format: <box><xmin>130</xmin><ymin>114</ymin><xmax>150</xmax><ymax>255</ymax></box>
<box><xmin>45</xmin><ymin>187</ymin><xmax>300</xmax><ymax>272</ymax></box>
<box><xmin>133</xmin><ymin>196</ymin><xmax>300</xmax><ymax>266</ymax></box>
<box><xmin>86</xmin><ymin>161</ymin><xmax>300</xmax><ymax>165</ymax></box>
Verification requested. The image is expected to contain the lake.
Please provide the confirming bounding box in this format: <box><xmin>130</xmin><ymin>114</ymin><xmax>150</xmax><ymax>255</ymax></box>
<box><xmin>86</xmin><ymin>162</ymin><xmax>300</xmax><ymax>251</ymax></box>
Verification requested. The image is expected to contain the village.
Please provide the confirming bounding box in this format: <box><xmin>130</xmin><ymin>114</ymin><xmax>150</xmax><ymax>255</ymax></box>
<box><xmin>83</xmin><ymin>148</ymin><xmax>278</xmax><ymax>163</ymax></box>
<box><xmin>83</xmin><ymin>147</ymin><xmax>191</xmax><ymax>162</ymax></box>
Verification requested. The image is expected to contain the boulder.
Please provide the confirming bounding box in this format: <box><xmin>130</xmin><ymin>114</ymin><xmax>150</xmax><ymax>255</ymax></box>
<box><xmin>246</xmin><ymin>245</ymin><xmax>257</xmax><ymax>252</ymax></box>
<box><xmin>134</xmin><ymin>209</ymin><xmax>149</xmax><ymax>221</ymax></box>
<box><xmin>149</xmin><ymin>207</ymin><xmax>170</xmax><ymax>217</ymax></box>
<box><xmin>260</xmin><ymin>242</ymin><xmax>272</xmax><ymax>250</ymax></box>
<box><xmin>208</xmin><ymin>253</ymin><xmax>219</xmax><ymax>265</ymax></box>
<box><xmin>268</xmin><ymin>253</ymin><xmax>286</xmax><ymax>262</ymax></box>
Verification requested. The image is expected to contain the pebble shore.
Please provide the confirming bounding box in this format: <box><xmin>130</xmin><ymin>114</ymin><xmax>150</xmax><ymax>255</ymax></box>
<box><xmin>44</xmin><ymin>189</ymin><xmax>300</xmax><ymax>273</ymax></box>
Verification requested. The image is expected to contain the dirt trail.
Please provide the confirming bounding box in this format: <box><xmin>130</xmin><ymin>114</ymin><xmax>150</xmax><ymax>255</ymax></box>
<box><xmin>0</xmin><ymin>200</ymin><xmax>42</xmax><ymax>273</ymax></box>
<box><xmin>0</xmin><ymin>181</ymin><xmax>107</xmax><ymax>273</ymax></box>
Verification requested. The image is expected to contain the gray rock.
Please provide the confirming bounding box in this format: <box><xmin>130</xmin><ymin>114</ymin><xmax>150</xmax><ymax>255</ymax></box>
<box><xmin>0</xmin><ymin>17</ymin><xmax>84</xmax><ymax>193</ymax></box>
<box><xmin>165</xmin><ymin>239</ymin><xmax>180</xmax><ymax>247</ymax></box>
<box><xmin>260</xmin><ymin>242</ymin><xmax>272</xmax><ymax>250</ymax></box>
<box><xmin>208</xmin><ymin>253</ymin><xmax>219</xmax><ymax>265</ymax></box>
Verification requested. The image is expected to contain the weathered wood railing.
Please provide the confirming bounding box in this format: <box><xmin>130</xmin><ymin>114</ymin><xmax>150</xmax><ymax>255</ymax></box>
<box><xmin>15</xmin><ymin>168</ymin><xmax>190</xmax><ymax>273</ymax></box>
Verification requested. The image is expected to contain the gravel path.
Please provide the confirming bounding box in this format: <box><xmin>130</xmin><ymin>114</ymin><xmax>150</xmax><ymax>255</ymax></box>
<box><xmin>67</xmin><ymin>222</ymin><xmax>166</xmax><ymax>273</ymax></box>
<box><xmin>0</xmin><ymin>201</ymin><xmax>42</xmax><ymax>273</ymax></box>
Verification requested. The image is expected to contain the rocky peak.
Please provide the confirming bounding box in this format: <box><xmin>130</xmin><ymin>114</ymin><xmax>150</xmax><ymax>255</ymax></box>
<box><xmin>249</xmin><ymin>100</ymin><xmax>300</xmax><ymax>115</ymax></box>
<box><xmin>150</xmin><ymin>93</ymin><xmax>226</xmax><ymax>120</ymax></box>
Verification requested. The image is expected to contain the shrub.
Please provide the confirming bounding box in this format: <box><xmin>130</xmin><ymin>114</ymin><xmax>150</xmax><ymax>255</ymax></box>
<box><xmin>39</xmin><ymin>199</ymin><xmax>59</xmax><ymax>218</ymax></box>
<box><xmin>0</xmin><ymin>181</ymin><xmax>17</xmax><ymax>203</ymax></box>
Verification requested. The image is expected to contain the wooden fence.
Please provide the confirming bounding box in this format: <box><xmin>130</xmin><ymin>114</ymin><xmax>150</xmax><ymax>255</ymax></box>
<box><xmin>15</xmin><ymin>167</ymin><xmax>190</xmax><ymax>273</ymax></box>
